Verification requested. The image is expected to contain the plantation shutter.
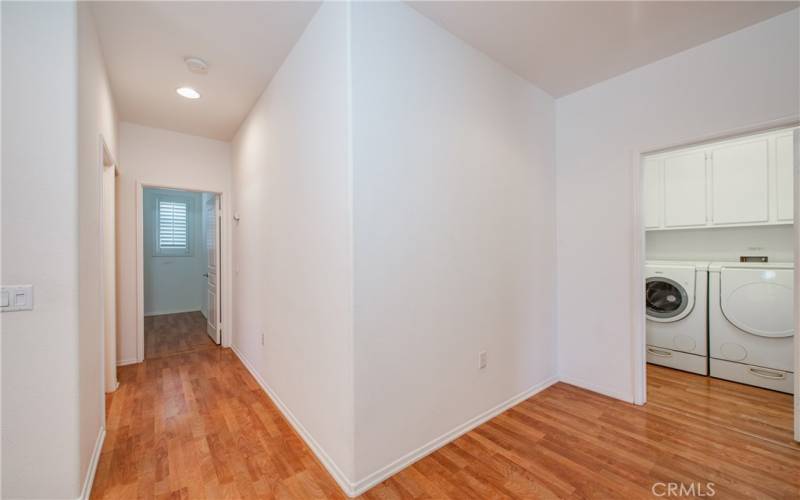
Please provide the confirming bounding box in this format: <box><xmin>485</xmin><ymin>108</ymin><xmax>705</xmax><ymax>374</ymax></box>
<box><xmin>158</xmin><ymin>200</ymin><xmax>189</xmax><ymax>253</ymax></box>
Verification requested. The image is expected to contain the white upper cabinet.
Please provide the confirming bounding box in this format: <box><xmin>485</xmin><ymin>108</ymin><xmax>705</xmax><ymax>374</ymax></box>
<box><xmin>644</xmin><ymin>127</ymin><xmax>795</xmax><ymax>231</ymax></box>
<box><xmin>663</xmin><ymin>152</ymin><xmax>707</xmax><ymax>228</ymax></box>
<box><xmin>776</xmin><ymin>134</ymin><xmax>794</xmax><ymax>222</ymax></box>
<box><xmin>642</xmin><ymin>159</ymin><xmax>662</xmax><ymax>229</ymax></box>
<box><xmin>710</xmin><ymin>139</ymin><xmax>769</xmax><ymax>225</ymax></box>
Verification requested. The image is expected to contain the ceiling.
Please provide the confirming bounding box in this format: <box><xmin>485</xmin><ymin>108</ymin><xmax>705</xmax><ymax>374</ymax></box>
<box><xmin>92</xmin><ymin>1</ymin><xmax>797</xmax><ymax>141</ymax></box>
<box><xmin>409</xmin><ymin>1</ymin><xmax>797</xmax><ymax>97</ymax></box>
<box><xmin>91</xmin><ymin>1</ymin><xmax>321</xmax><ymax>141</ymax></box>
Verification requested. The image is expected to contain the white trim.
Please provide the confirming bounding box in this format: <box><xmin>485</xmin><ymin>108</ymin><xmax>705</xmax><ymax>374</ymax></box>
<box><xmin>98</xmin><ymin>134</ymin><xmax>118</xmax><ymax>397</ymax></box>
<box><xmin>230</xmin><ymin>345</ymin><xmax>355</xmax><ymax>496</ymax></box>
<box><xmin>116</xmin><ymin>358</ymin><xmax>139</xmax><ymax>367</ymax></box>
<box><xmin>559</xmin><ymin>375</ymin><xmax>633</xmax><ymax>404</ymax></box>
<box><xmin>78</xmin><ymin>427</ymin><xmax>105</xmax><ymax>500</ymax></box>
<box><xmin>144</xmin><ymin>308</ymin><xmax>203</xmax><ymax>317</ymax></box>
<box><xmin>351</xmin><ymin>375</ymin><xmax>559</xmax><ymax>496</ymax></box>
<box><xmin>136</xmin><ymin>183</ymin><xmax>145</xmax><ymax>362</ymax></box>
<box><xmin>232</xmin><ymin>342</ymin><xmax>558</xmax><ymax>497</ymax></box>
<box><xmin>794</xmin><ymin>127</ymin><xmax>800</xmax><ymax>442</ymax></box>
<box><xmin>630</xmin><ymin>148</ymin><xmax>646</xmax><ymax>406</ymax></box>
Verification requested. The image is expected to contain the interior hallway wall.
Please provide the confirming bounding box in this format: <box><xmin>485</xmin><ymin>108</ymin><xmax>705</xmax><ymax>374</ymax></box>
<box><xmin>142</xmin><ymin>188</ymin><xmax>206</xmax><ymax>316</ymax></box>
<box><xmin>231</xmin><ymin>1</ymin><xmax>355</xmax><ymax>483</ymax></box>
<box><xmin>78</xmin><ymin>2</ymin><xmax>120</xmax><ymax>494</ymax></box>
<box><xmin>1</xmin><ymin>2</ymin><xmax>118</xmax><ymax>497</ymax></box>
<box><xmin>556</xmin><ymin>9</ymin><xmax>800</xmax><ymax>401</ymax></box>
<box><xmin>1</xmin><ymin>3</ymin><xmax>81</xmax><ymax>496</ymax></box>
<box><xmin>117</xmin><ymin>122</ymin><xmax>231</xmax><ymax>363</ymax></box>
<box><xmin>349</xmin><ymin>1</ymin><xmax>557</xmax><ymax>486</ymax></box>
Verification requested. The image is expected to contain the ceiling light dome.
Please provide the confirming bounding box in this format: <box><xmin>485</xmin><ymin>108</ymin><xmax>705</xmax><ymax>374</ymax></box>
<box><xmin>176</xmin><ymin>87</ymin><xmax>200</xmax><ymax>99</ymax></box>
<box><xmin>184</xmin><ymin>57</ymin><xmax>209</xmax><ymax>74</ymax></box>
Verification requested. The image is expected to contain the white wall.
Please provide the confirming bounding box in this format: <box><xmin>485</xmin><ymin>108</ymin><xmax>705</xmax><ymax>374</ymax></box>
<box><xmin>2</xmin><ymin>2</ymin><xmax>109</xmax><ymax>497</ymax></box>
<box><xmin>556</xmin><ymin>9</ymin><xmax>800</xmax><ymax>401</ymax></box>
<box><xmin>231</xmin><ymin>1</ymin><xmax>355</xmax><ymax>484</ymax></box>
<box><xmin>1</xmin><ymin>3</ymin><xmax>80</xmax><ymax>496</ymax></box>
<box><xmin>647</xmin><ymin>225</ymin><xmax>794</xmax><ymax>263</ymax></box>
<box><xmin>117</xmin><ymin>122</ymin><xmax>231</xmax><ymax>363</ymax></box>
<box><xmin>349</xmin><ymin>2</ymin><xmax>556</xmax><ymax>486</ymax></box>
<box><xmin>231</xmin><ymin>2</ymin><xmax>556</xmax><ymax>492</ymax></box>
<box><xmin>78</xmin><ymin>2</ymin><xmax>119</xmax><ymax>495</ymax></box>
<box><xmin>143</xmin><ymin>188</ymin><xmax>206</xmax><ymax>316</ymax></box>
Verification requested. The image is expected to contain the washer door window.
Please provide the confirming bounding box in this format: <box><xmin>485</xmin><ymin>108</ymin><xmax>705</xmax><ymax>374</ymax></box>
<box><xmin>646</xmin><ymin>277</ymin><xmax>689</xmax><ymax>320</ymax></box>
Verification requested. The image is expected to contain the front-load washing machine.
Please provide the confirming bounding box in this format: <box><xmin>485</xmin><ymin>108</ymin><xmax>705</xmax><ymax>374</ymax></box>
<box><xmin>709</xmin><ymin>262</ymin><xmax>794</xmax><ymax>393</ymax></box>
<box><xmin>645</xmin><ymin>261</ymin><xmax>709</xmax><ymax>375</ymax></box>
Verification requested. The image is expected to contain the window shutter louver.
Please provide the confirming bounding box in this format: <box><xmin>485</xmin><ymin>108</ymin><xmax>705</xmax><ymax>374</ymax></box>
<box><xmin>157</xmin><ymin>199</ymin><xmax>190</xmax><ymax>255</ymax></box>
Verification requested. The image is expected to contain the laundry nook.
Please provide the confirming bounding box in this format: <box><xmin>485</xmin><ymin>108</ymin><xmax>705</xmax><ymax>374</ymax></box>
<box><xmin>644</xmin><ymin>127</ymin><xmax>796</xmax><ymax>395</ymax></box>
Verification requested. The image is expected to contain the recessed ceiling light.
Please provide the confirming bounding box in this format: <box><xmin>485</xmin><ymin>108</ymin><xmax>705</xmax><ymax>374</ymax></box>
<box><xmin>176</xmin><ymin>86</ymin><xmax>200</xmax><ymax>99</ymax></box>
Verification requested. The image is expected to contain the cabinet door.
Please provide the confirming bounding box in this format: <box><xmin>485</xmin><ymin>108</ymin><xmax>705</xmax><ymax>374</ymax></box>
<box><xmin>776</xmin><ymin>134</ymin><xmax>794</xmax><ymax>222</ymax></box>
<box><xmin>642</xmin><ymin>159</ymin><xmax>662</xmax><ymax>229</ymax></box>
<box><xmin>663</xmin><ymin>152</ymin><xmax>707</xmax><ymax>227</ymax></box>
<box><xmin>710</xmin><ymin>139</ymin><xmax>769</xmax><ymax>225</ymax></box>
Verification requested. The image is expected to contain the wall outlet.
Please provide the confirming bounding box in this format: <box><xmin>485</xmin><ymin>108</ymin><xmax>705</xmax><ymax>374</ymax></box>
<box><xmin>261</xmin><ymin>333</ymin><xmax>265</xmax><ymax>346</ymax></box>
<box><xmin>478</xmin><ymin>351</ymin><xmax>487</xmax><ymax>370</ymax></box>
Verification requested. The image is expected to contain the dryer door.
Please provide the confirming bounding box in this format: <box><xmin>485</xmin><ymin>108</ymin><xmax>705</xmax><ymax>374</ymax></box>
<box><xmin>646</xmin><ymin>277</ymin><xmax>690</xmax><ymax>322</ymax></box>
<box><xmin>720</xmin><ymin>268</ymin><xmax>794</xmax><ymax>338</ymax></box>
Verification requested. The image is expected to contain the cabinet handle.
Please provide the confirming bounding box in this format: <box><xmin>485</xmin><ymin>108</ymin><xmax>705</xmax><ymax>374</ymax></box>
<box><xmin>647</xmin><ymin>347</ymin><xmax>673</xmax><ymax>358</ymax></box>
<box><xmin>747</xmin><ymin>367</ymin><xmax>785</xmax><ymax>380</ymax></box>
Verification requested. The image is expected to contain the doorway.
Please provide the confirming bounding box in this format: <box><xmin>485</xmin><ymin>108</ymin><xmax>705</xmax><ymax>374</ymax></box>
<box><xmin>635</xmin><ymin>123</ymin><xmax>800</xmax><ymax>444</ymax></box>
<box><xmin>139</xmin><ymin>186</ymin><xmax>222</xmax><ymax>359</ymax></box>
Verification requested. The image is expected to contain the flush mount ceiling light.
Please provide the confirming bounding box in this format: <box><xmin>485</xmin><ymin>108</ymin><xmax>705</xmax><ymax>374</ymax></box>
<box><xmin>176</xmin><ymin>86</ymin><xmax>200</xmax><ymax>99</ymax></box>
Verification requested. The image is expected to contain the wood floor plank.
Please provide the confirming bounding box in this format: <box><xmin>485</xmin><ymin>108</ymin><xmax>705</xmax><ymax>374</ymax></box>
<box><xmin>145</xmin><ymin>311</ymin><xmax>216</xmax><ymax>359</ymax></box>
<box><xmin>93</xmin><ymin>334</ymin><xmax>799</xmax><ymax>499</ymax></box>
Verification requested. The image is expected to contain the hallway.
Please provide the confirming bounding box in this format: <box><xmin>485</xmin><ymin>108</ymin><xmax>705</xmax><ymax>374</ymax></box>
<box><xmin>91</xmin><ymin>352</ymin><xmax>799</xmax><ymax>499</ymax></box>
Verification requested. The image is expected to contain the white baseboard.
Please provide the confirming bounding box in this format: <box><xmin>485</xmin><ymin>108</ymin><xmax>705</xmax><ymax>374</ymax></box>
<box><xmin>350</xmin><ymin>375</ymin><xmax>558</xmax><ymax>496</ymax></box>
<box><xmin>144</xmin><ymin>308</ymin><xmax>202</xmax><ymax>317</ymax></box>
<box><xmin>559</xmin><ymin>374</ymin><xmax>633</xmax><ymax>403</ymax></box>
<box><xmin>230</xmin><ymin>344</ymin><xmax>356</xmax><ymax>496</ymax></box>
<box><xmin>116</xmin><ymin>358</ymin><xmax>139</xmax><ymax>367</ymax></box>
<box><xmin>232</xmin><ymin>343</ymin><xmax>558</xmax><ymax>497</ymax></box>
<box><xmin>78</xmin><ymin>426</ymin><xmax>105</xmax><ymax>500</ymax></box>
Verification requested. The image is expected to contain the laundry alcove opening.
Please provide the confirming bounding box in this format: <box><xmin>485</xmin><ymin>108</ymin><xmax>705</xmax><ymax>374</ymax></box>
<box><xmin>637</xmin><ymin>124</ymin><xmax>800</xmax><ymax>444</ymax></box>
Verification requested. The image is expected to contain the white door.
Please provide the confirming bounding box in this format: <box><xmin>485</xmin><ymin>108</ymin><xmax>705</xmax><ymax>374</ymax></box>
<box><xmin>711</xmin><ymin>139</ymin><xmax>769</xmax><ymax>225</ymax></box>
<box><xmin>642</xmin><ymin>158</ymin><xmax>662</xmax><ymax>229</ymax></box>
<box><xmin>776</xmin><ymin>134</ymin><xmax>794</xmax><ymax>222</ymax></box>
<box><xmin>205</xmin><ymin>195</ymin><xmax>221</xmax><ymax>344</ymax></box>
<box><xmin>663</xmin><ymin>152</ymin><xmax>707</xmax><ymax>228</ymax></box>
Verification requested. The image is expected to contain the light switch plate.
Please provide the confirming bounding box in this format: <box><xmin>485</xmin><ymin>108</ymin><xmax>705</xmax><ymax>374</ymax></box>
<box><xmin>1</xmin><ymin>285</ymin><xmax>33</xmax><ymax>312</ymax></box>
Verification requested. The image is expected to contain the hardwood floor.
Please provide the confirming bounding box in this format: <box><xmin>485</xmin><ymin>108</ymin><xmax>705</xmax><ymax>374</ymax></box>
<box><xmin>92</xmin><ymin>352</ymin><xmax>799</xmax><ymax>499</ymax></box>
<box><xmin>145</xmin><ymin>311</ymin><xmax>216</xmax><ymax>359</ymax></box>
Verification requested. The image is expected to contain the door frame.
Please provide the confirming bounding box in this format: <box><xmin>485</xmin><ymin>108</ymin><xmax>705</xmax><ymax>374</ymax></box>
<box><xmin>135</xmin><ymin>181</ymin><xmax>229</xmax><ymax>361</ymax></box>
<box><xmin>630</xmin><ymin>114</ymin><xmax>800</xmax><ymax>441</ymax></box>
<box><xmin>99</xmin><ymin>135</ymin><xmax>118</xmax><ymax>395</ymax></box>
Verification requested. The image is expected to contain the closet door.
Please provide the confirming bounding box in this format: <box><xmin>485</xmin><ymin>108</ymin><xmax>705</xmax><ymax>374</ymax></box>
<box><xmin>711</xmin><ymin>139</ymin><xmax>769</xmax><ymax>225</ymax></box>
<box><xmin>775</xmin><ymin>134</ymin><xmax>794</xmax><ymax>222</ymax></box>
<box><xmin>663</xmin><ymin>152</ymin><xmax>707</xmax><ymax>228</ymax></box>
<box><xmin>642</xmin><ymin>159</ymin><xmax>662</xmax><ymax>229</ymax></box>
